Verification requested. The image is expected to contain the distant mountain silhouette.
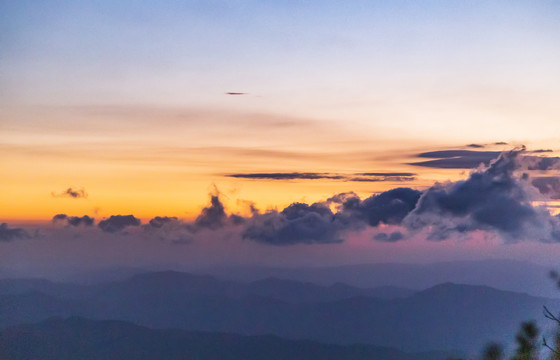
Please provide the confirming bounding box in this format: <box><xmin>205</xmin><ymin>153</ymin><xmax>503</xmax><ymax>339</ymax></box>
<box><xmin>0</xmin><ymin>271</ymin><xmax>413</xmax><ymax>304</ymax></box>
<box><xmin>0</xmin><ymin>317</ymin><xmax>453</xmax><ymax>360</ymax></box>
<box><xmin>1</xmin><ymin>271</ymin><xmax>558</xmax><ymax>352</ymax></box>
<box><xmin>203</xmin><ymin>259</ymin><xmax>557</xmax><ymax>297</ymax></box>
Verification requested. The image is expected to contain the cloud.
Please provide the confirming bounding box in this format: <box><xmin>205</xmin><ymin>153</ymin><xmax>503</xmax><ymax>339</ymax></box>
<box><xmin>227</xmin><ymin>172</ymin><xmax>345</xmax><ymax>180</ymax></box>
<box><xmin>227</xmin><ymin>172</ymin><xmax>414</xmax><ymax>182</ymax></box>
<box><xmin>242</xmin><ymin>202</ymin><xmax>344</xmax><ymax>245</ymax></box>
<box><xmin>373</xmin><ymin>231</ymin><xmax>404</xmax><ymax>242</ymax></box>
<box><xmin>405</xmin><ymin>149</ymin><xmax>560</xmax><ymax>241</ymax></box>
<box><xmin>523</xmin><ymin>156</ymin><xmax>560</xmax><ymax>170</ymax></box>
<box><xmin>51</xmin><ymin>187</ymin><xmax>88</xmax><ymax>199</ymax></box>
<box><xmin>410</xmin><ymin>150</ymin><xmax>501</xmax><ymax>169</ymax></box>
<box><xmin>0</xmin><ymin>223</ymin><xmax>29</xmax><ymax>242</ymax></box>
<box><xmin>191</xmin><ymin>195</ymin><xmax>228</xmax><ymax>231</ymax></box>
<box><xmin>349</xmin><ymin>176</ymin><xmax>415</xmax><ymax>182</ymax></box>
<box><xmin>148</xmin><ymin>216</ymin><xmax>178</xmax><ymax>228</ymax></box>
<box><xmin>466</xmin><ymin>144</ymin><xmax>484</xmax><ymax>148</ymax></box>
<box><xmin>144</xmin><ymin>216</ymin><xmax>193</xmax><ymax>244</ymax></box>
<box><xmin>29</xmin><ymin>148</ymin><xmax>560</xmax><ymax>247</ymax></box>
<box><xmin>241</xmin><ymin>188</ymin><xmax>421</xmax><ymax>245</ymax></box>
<box><xmin>358</xmin><ymin>172</ymin><xmax>416</xmax><ymax>177</ymax></box>
<box><xmin>531</xmin><ymin>177</ymin><xmax>560</xmax><ymax>199</ymax></box>
<box><xmin>98</xmin><ymin>215</ymin><xmax>141</xmax><ymax>233</ymax></box>
<box><xmin>332</xmin><ymin>188</ymin><xmax>422</xmax><ymax>227</ymax></box>
<box><xmin>52</xmin><ymin>214</ymin><xmax>94</xmax><ymax>226</ymax></box>
<box><xmin>225</xmin><ymin>92</ymin><xmax>247</xmax><ymax>95</ymax></box>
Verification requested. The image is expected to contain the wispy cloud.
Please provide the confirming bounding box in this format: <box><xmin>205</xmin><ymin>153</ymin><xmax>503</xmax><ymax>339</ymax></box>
<box><xmin>51</xmin><ymin>187</ymin><xmax>88</xmax><ymax>199</ymax></box>
<box><xmin>227</xmin><ymin>172</ymin><xmax>415</xmax><ymax>182</ymax></box>
<box><xmin>410</xmin><ymin>150</ymin><xmax>501</xmax><ymax>169</ymax></box>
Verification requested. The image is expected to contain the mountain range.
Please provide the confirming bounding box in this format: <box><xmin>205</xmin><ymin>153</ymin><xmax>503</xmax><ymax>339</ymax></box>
<box><xmin>1</xmin><ymin>270</ymin><xmax>558</xmax><ymax>353</ymax></box>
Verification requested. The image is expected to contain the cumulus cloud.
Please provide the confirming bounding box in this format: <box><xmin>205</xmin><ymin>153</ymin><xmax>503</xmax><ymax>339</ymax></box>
<box><xmin>242</xmin><ymin>202</ymin><xmax>343</xmax><ymax>245</ymax></box>
<box><xmin>98</xmin><ymin>215</ymin><xmax>141</xmax><ymax>233</ymax></box>
<box><xmin>405</xmin><ymin>149</ymin><xmax>560</xmax><ymax>242</ymax></box>
<box><xmin>191</xmin><ymin>195</ymin><xmax>228</xmax><ymax>231</ymax></box>
<box><xmin>51</xmin><ymin>187</ymin><xmax>88</xmax><ymax>199</ymax></box>
<box><xmin>332</xmin><ymin>188</ymin><xmax>422</xmax><ymax>227</ymax></box>
<box><xmin>0</xmin><ymin>223</ymin><xmax>29</xmax><ymax>242</ymax></box>
<box><xmin>52</xmin><ymin>214</ymin><xmax>94</xmax><ymax>226</ymax></box>
<box><xmin>241</xmin><ymin>188</ymin><xmax>421</xmax><ymax>245</ymax></box>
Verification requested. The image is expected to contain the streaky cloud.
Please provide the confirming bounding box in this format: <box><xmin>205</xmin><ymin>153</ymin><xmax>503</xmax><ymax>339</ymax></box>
<box><xmin>410</xmin><ymin>150</ymin><xmax>501</xmax><ymax>169</ymax></box>
<box><xmin>227</xmin><ymin>172</ymin><xmax>345</xmax><ymax>180</ymax></box>
<box><xmin>227</xmin><ymin>172</ymin><xmax>414</xmax><ymax>182</ymax></box>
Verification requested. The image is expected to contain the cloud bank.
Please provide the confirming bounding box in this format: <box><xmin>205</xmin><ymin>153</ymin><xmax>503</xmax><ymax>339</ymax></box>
<box><xmin>9</xmin><ymin>148</ymin><xmax>560</xmax><ymax>248</ymax></box>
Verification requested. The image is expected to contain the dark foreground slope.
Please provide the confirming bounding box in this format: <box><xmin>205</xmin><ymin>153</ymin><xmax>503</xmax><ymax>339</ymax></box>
<box><xmin>0</xmin><ymin>317</ymin><xmax>452</xmax><ymax>360</ymax></box>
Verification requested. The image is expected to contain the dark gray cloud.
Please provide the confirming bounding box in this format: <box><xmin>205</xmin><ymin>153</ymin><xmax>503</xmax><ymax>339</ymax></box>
<box><xmin>532</xmin><ymin>177</ymin><xmax>560</xmax><ymax>199</ymax></box>
<box><xmin>191</xmin><ymin>196</ymin><xmax>228</xmax><ymax>231</ymax></box>
<box><xmin>358</xmin><ymin>172</ymin><xmax>416</xmax><ymax>177</ymax></box>
<box><xmin>225</xmin><ymin>92</ymin><xmax>247</xmax><ymax>95</ymax></box>
<box><xmin>466</xmin><ymin>144</ymin><xmax>484</xmax><ymax>148</ymax></box>
<box><xmin>98</xmin><ymin>215</ymin><xmax>141</xmax><ymax>233</ymax></box>
<box><xmin>227</xmin><ymin>172</ymin><xmax>345</xmax><ymax>180</ymax></box>
<box><xmin>0</xmin><ymin>223</ymin><xmax>29</xmax><ymax>242</ymax></box>
<box><xmin>227</xmin><ymin>172</ymin><xmax>414</xmax><ymax>182</ymax></box>
<box><xmin>52</xmin><ymin>214</ymin><xmax>94</xmax><ymax>226</ymax></box>
<box><xmin>405</xmin><ymin>149</ymin><xmax>557</xmax><ymax>241</ymax></box>
<box><xmin>333</xmin><ymin>188</ymin><xmax>422</xmax><ymax>227</ymax></box>
<box><xmin>242</xmin><ymin>188</ymin><xmax>421</xmax><ymax>245</ymax></box>
<box><xmin>410</xmin><ymin>150</ymin><xmax>501</xmax><ymax>169</ymax></box>
<box><xmin>373</xmin><ymin>231</ymin><xmax>404</xmax><ymax>242</ymax></box>
<box><xmin>51</xmin><ymin>187</ymin><xmax>88</xmax><ymax>199</ymax></box>
<box><xmin>242</xmin><ymin>202</ymin><xmax>343</xmax><ymax>245</ymax></box>
<box><xmin>149</xmin><ymin>216</ymin><xmax>178</xmax><ymax>228</ymax></box>
<box><xmin>524</xmin><ymin>156</ymin><xmax>560</xmax><ymax>170</ymax></box>
<box><xmin>494</xmin><ymin>142</ymin><xmax>508</xmax><ymax>145</ymax></box>
<box><xmin>349</xmin><ymin>176</ymin><xmax>415</xmax><ymax>182</ymax></box>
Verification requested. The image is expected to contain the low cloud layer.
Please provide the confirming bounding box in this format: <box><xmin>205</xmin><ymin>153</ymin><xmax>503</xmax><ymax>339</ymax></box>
<box><xmin>8</xmin><ymin>148</ymin><xmax>560</xmax><ymax>247</ymax></box>
<box><xmin>51</xmin><ymin>187</ymin><xmax>88</xmax><ymax>199</ymax></box>
<box><xmin>0</xmin><ymin>223</ymin><xmax>29</xmax><ymax>242</ymax></box>
<box><xmin>52</xmin><ymin>214</ymin><xmax>95</xmax><ymax>227</ymax></box>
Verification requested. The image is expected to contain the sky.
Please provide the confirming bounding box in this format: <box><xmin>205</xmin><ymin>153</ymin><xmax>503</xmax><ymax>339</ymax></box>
<box><xmin>2</xmin><ymin>1</ymin><xmax>560</xmax><ymax>274</ymax></box>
